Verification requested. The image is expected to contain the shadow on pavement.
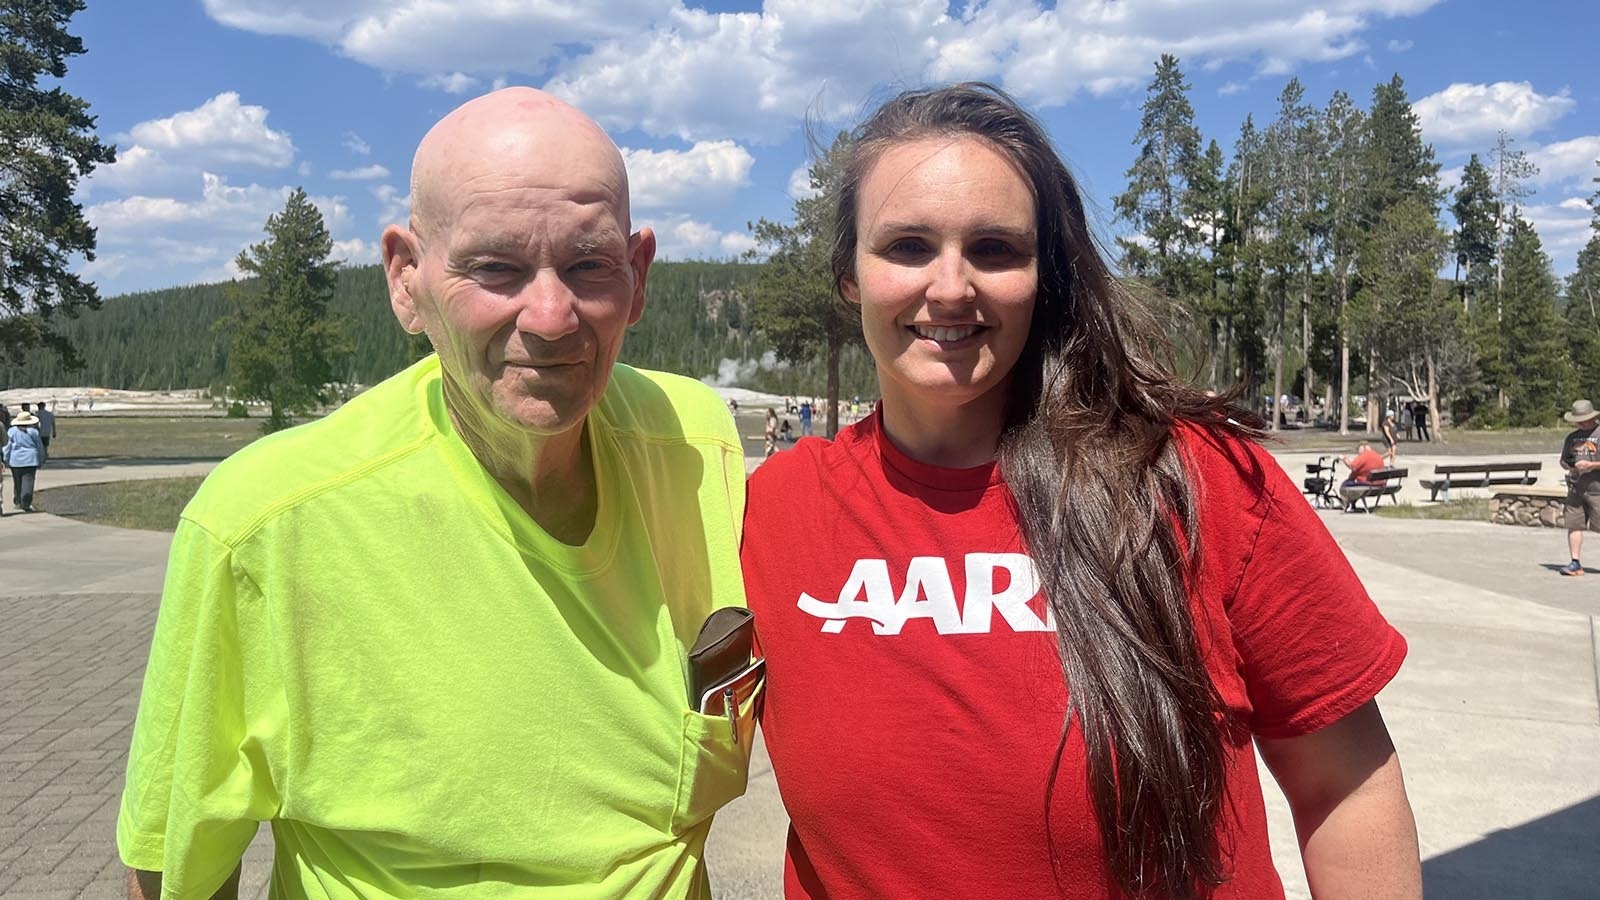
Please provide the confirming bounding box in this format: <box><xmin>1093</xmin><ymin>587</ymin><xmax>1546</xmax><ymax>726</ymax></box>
<box><xmin>1422</xmin><ymin>795</ymin><xmax>1600</xmax><ymax>898</ymax></box>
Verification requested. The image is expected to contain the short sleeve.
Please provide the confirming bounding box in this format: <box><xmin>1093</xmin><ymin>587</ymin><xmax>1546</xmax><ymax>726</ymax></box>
<box><xmin>117</xmin><ymin>517</ymin><xmax>281</xmax><ymax>899</ymax></box>
<box><xmin>1200</xmin><ymin>438</ymin><xmax>1408</xmax><ymax>739</ymax></box>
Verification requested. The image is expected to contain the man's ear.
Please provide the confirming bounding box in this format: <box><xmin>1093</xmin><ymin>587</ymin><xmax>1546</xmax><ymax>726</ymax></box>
<box><xmin>382</xmin><ymin>224</ymin><xmax>426</xmax><ymax>335</ymax></box>
<box><xmin>626</xmin><ymin>227</ymin><xmax>656</xmax><ymax>327</ymax></box>
<box><xmin>840</xmin><ymin>270</ymin><xmax>861</xmax><ymax>305</ymax></box>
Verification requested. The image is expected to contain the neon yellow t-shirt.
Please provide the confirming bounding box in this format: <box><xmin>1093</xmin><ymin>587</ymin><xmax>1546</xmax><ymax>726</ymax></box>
<box><xmin>118</xmin><ymin>356</ymin><xmax>752</xmax><ymax>900</ymax></box>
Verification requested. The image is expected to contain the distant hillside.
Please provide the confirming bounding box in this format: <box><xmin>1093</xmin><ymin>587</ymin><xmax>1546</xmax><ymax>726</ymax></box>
<box><xmin>3</xmin><ymin>261</ymin><xmax>878</xmax><ymax>397</ymax></box>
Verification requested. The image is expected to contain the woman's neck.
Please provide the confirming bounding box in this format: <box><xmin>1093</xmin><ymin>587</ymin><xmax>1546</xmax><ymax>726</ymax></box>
<box><xmin>877</xmin><ymin>387</ymin><xmax>1008</xmax><ymax>470</ymax></box>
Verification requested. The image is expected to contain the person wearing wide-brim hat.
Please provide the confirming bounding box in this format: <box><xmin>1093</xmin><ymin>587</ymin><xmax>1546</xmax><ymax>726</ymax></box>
<box><xmin>1558</xmin><ymin>399</ymin><xmax>1600</xmax><ymax>575</ymax></box>
<box><xmin>2</xmin><ymin>409</ymin><xmax>46</xmax><ymax>513</ymax></box>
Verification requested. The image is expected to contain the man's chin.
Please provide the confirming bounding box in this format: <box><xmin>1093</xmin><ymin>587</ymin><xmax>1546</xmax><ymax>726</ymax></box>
<box><xmin>491</xmin><ymin>393</ymin><xmax>594</xmax><ymax>437</ymax></box>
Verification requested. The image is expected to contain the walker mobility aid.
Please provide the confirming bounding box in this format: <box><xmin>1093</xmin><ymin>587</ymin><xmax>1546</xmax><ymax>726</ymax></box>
<box><xmin>1303</xmin><ymin>456</ymin><xmax>1340</xmax><ymax>509</ymax></box>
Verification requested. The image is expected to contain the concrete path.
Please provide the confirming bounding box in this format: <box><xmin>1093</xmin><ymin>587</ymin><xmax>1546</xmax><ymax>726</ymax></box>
<box><xmin>1</xmin><ymin>456</ymin><xmax>1597</xmax><ymax>899</ymax></box>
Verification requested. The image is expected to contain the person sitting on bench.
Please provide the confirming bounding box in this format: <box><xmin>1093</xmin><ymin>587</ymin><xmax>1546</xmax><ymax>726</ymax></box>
<box><xmin>1339</xmin><ymin>442</ymin><xmax>1389</xmax><ymax>506</ymax></box>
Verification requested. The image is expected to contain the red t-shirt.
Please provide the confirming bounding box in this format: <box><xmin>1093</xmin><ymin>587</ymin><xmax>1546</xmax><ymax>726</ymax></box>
<box><xmin>1346</xmin><ymin>448</ymin><xmax>1387</xmax><ymax>484</ymax></box>
<box><xmin>741</xmin><ymin>413</ymin><xmax>1406</xmax><ymax>899</ymax></box>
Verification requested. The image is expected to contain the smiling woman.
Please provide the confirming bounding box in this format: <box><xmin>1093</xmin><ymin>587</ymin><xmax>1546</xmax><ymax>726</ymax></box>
<box><xmin>740</xmin><ymin>83</ymin><xmax>1421</xmax><ymax>900</ymax></box>
<box><xmin>841</xmin><ymin>135</ymin><xmax>1039</xmax><ymax>468</ymax></box>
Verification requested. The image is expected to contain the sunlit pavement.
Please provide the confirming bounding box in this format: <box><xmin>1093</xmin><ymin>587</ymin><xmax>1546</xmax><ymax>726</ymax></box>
<box><xmin>2</xmin><ymin>455</ymin><xmax>1597</xmax><ymax>899</ymax></box>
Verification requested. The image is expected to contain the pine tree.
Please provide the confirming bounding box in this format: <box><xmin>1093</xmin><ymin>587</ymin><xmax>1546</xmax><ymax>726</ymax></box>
<box><xmin>1115</xmin><ymin>54</ymin><xmax>1202</xmax><ymax>302</ymax></box>
<box><xmin>1182</xmin><ymin>139</ymin><xmax>1229</xmax><ymax>387</ymax></box>
<box><xmin>1355</xmin><ymin>74</ymin><xmax>1439</xmax><ymax>429</ymax></box>
<box><xmin>1451</xmin><ymin>155</ymin><xmax>1497</xmax><ymax>313</ymax></box>
<box><xmin>1565</xmin><ymin>172</ymin><xmax>1600</xmax><ymax>403</ymax></box>
<box><xmin>1221</xmin><ymin>115</ymin><xmax>1270</xmax><ymax>403</ymax></box>
<box><xmin>1451</xmin><ymin>154</ymin><xmax>1502</xmax><ymax>421</ymax></box>
<box><xmin>223</xmin><ymin>188</ymin><xmax>350</xmax><ymax>432</ymax></box>
<box><xmin>1323</xmin><ymin>90</ymin><xmax>1365</xmax><ymax>433</ymax></box>
<box><xmin>1498</xmin><ymin>217</ymin><xmax>1570</xmax><ymax>425</ymax></box>
<box><xmin>1261</xmin><ymin>78</ymin><xmax>1325</xmax><ymax>422</ymax></box>
<box><xmin>1350</xmin><ymin>198</ymin><xmax>1457</xmax><ymax>439</ymax></box>
<box><xmin>747</xmin><ymin>133</ymin><xmax>862</xmax><ymax>437</ymax></box>
<box><xmin>1563</xmin><ymin>232</ymin><xmax>1600</xmax><ymax>403</ymax></box>
<box><xmin>1359</xmin><ymin>74</ymin><xmax>1440</xmax><ymax>223</ymax></box>
<box><xmin>0</xmin><ymin>0</ymin><xmax>116</xmax><ymax>366</ymax></box>
<box><xmin>1489</xmin><ymin>130</ymin><xmax>1539</xmax><ymax>307</ymax></box>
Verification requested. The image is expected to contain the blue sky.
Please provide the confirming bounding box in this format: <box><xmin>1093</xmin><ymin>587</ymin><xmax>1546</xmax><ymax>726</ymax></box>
<box><xmin>62</xmin><ymin>0</ymin><xmax>1598</xmax><ymax>297</ymax></box>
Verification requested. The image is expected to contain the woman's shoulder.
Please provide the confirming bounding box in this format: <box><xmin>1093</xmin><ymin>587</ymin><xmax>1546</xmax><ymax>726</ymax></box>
<box><xmin>1172</xmin><ymin>421</ymin><xmax>1284</xmax><ymax>519</ymax></box>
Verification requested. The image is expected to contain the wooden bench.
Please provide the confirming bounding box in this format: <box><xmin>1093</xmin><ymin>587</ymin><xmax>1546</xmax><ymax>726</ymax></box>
<box><xmin>1418</xmin><ymin>461</ymin><xmax>1542</xmax><ymax>502</ymax></box>
<box><xmin>1340</xmin><ymin>467</ymin><xmax>1407</xmax><ymax>512</ymax></box>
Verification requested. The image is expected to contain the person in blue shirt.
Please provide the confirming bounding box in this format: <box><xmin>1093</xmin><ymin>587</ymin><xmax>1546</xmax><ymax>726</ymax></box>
<box><xmin>4</xmin><ymin>410</ymin><xmax>47</xmax><ymax>513</ymax></box>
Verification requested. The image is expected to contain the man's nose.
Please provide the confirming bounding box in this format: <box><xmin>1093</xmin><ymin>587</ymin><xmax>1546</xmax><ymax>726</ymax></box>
<box><xmin>924</xmin><ymin>248</ymin><xmax>976</xmax><ymax>306</ymax></box>
<box><xmin>513</xmin><ymin>269</ymin><xmax>580</xmax><ymax>339</ymax></box>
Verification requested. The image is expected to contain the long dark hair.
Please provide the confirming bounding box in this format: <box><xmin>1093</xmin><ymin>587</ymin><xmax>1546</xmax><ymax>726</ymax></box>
<box><xmin>830</xmin><ymin>83</ymin><xmax>1263</xmax><ymax>898</ymax></box>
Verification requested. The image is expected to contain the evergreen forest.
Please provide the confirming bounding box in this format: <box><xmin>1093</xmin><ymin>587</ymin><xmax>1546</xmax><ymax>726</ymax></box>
<box><xmin>0</xmin><ymin>260</ymin><xmax>881</xmax><ymax>399</ymax></box>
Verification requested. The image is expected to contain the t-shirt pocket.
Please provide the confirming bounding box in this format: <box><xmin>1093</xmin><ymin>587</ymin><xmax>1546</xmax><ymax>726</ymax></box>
<box><xmin>671</xmin><ymin>698</ymin><xmax>756</xmax><ymax>833</ymax></box>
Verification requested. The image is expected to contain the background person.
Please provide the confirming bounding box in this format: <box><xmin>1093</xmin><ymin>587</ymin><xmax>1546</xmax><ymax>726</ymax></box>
<box><xmin>3</xmin><ymin>409</ymin><xmax>46</xmax><ymax>513</ymax></box>
<box><xmin>741</xmin><ymin>83</ymin><xmax>1419</xmax><ymax>900</ymax></box>
<box><xmin>34</xmin><ymin>400</ymin><xmax>55</xmax><ymax>452</ymax></box>
<box><xmin>1558</xmin><ymin>399</ymin><xmax>1600</xmax><ymax>576</ymax></box>
<box><xmin>1381</xmin><ymin>411</ymin><xmax>1399</xmax><ymax>464</ymax></box>
<box><xmin>118</xmin><ymin>88</ymin><xmax>753</xmax><ymax>900</ymax></box>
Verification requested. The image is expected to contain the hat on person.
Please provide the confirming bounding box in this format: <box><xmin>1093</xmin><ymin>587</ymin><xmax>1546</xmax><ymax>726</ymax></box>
<box><xmin>12</xmin><ymin>411</ymin><xmax>38</xmax><ymax>426</ymax></box>
<box><xmin>1564</xmin><ymin>399</ymin><xmax>1599</xmax><ymax>424</ymax></box>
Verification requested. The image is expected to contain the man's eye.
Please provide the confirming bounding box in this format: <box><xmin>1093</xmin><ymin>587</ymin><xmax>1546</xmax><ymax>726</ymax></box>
<box><xmin>569</xmin><ymin>259</ymin><xmax>614</xmax><ymax>277</ymax></box>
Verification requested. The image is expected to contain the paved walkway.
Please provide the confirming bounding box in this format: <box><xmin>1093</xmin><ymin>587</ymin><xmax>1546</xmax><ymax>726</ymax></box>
<box><xmin>1</xmin><ymin>456</ymin><xmax>1597</xmax><ymax>899</ymax></box>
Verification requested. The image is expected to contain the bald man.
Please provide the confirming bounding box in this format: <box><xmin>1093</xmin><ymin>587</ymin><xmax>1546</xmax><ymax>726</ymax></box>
<box><xmin>118</xmin><ymin>89</ymin><xmax>753</xmax><ymax>900</ymax></box>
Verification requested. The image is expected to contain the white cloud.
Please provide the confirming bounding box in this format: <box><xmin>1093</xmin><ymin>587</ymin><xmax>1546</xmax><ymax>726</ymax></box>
<box><xmin>1522</xmin><ymin>198</ymin><xmax>1596</xmax><ymax>276</ymax></box>
<box><xmin>84</xmin><ymin>173</ymin><xmax>354</xmax><ymax>289</ymax></box>
<box><xmin>207</xmin><ymin>1</ymin><xmax>1442</xmax><ymax>143</ymax></box>
<box><xmin>419</xmin><ymin>72</ymin><xmax>480</xmax><ymax>94</ymax></box>
<box><xmin>85</xmin><ymin>145</ymin><xmax>184</xmax><ymax>196</ymax></box>
<box><xmin>1387</xmin><ymin>38</ymin><xmax>1412</xmax><ymax>51</ymax></box>
<box><xmin>208</xmin><ymin>0</ymin><xmax>675</xmax><ymax>76</ymax></box>
<box><xmin>343</xmin><ymin>131</ymin><xmax>371</xmax><ymax>155</ymax></box>
<box><xmin>787</xmin><ymin>165</ymin><xmax>820</xmax><ymax>201</ymax></box>
<box><xmin>644</xmin><ymin>214</ymin><xmax>755</xmax><ymax>260</ymax></box>
<box><xmin>622</xmin><ymin>141</ymin><xmax>755</xmax><ymax>209</ymax></box>
<box><xmin>127</xmin><ymin>92</ymin><xmax>295</xmax><ymax>168</ymax></box>
<box><xmin>373</xmin><ymin>183</ymin><xmax>411</xmax><ymax>226</ymax></box>
<box><xmin>330</xmin><ymin>164</ymin><xmax>391</xmax><ymax>181</ymax></box>
<box><xmin>84</xmin><ymin>93</ymin><xmax>297</xmax><ymax>198</ymax></box>
<box><xmin>1217</xmin><ymin>81</ymin><xmax>1248</xmax><ymax>96</ymax></box>
<box><xmin>298</xmin><ymin>161</ymin><xmax>313</xmax><ymax>177</ymax></box>
<box><xmin>1414</xmin><ymin>82</ymin><xmax>1576</xmax><ymax>146</ymax></box>
<box><xmin>332</xmin><ymin>237</ymin><xmax>380</xmax><ymax>264</ymax></box>
<box><xmin>1527</xmin><ymin>136</ymin><xmax>1600</xmax><ymax>188</ymax></box>
<box><xmin>202</xmin><ymin>0</ymin><xmax>385</xmax><ymax>43</ymax></box>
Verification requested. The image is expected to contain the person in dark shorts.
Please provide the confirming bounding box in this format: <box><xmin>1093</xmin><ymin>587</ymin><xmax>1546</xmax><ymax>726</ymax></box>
<box><xmin>1381</xmin><ymin>411</ymin><xmax>1398</xmax><ymax>465</ymax></box>
<box><xmin>1558</xmin><ymin>399</ymin><xmax>1600</xmax><ymax>575</ymax></box>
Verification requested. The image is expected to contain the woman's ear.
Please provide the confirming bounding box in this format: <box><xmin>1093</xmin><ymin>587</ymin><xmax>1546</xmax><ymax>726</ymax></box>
<box><xmin>840</xmin><ymin>271</ymin><xmax>861</xmax><ymax>305</ymax></box>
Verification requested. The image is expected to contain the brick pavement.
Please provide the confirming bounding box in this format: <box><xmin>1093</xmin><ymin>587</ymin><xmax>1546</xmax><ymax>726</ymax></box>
<box><xmin>0</xmin><ymin>591</ymin><xmax>273</xmax><ymax>900</ymax></box>
<box><xmin>4</xmin><ymin>454</ymin><xmax>1598</xmax><ymax>899</ymax></box>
